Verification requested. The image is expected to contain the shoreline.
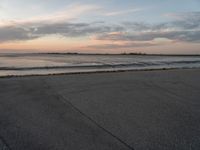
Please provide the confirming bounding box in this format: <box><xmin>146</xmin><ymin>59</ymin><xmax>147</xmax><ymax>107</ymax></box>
<box><xmin>0</xmin><ymin>67</ymin><xmax>199</xmax><ymax>79</ymax></box>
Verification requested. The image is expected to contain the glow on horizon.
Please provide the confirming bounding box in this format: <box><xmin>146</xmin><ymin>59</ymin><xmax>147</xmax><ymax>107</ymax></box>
<box><xmin>0</xmin><ymin>0</ymin><xmax>200</xmax><ymax>54</ymax></box>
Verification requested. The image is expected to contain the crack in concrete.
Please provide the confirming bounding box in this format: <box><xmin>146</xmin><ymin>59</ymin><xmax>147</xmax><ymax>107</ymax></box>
<box><xmin>0</xmin><ymin>136</ymin><xmax>11</xmax><ymax>150</ymax></box>
<box><xmin>44</xmin><ymin>79</ymin><xmax>135</xmax><ymax>150</ymax></box>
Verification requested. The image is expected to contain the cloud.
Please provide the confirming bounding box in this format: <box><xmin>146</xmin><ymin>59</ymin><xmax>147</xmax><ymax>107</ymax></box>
<box><xmin>96</xmin><ymin>30</ymin><xmax>200</xmax><ymax>43</ymax></box>
<box><xmin>30</xmin><ymin>3</ymin><xmax>100</xmax><ymax>23</ymax></box>
<box><xmin>104</xmin><ymin>8</ymin><xmax>141</xmax><ymax>16</ymax></box>
<box><xmin>34</xmin><ymin>22</ymin><xmax>124</xmax><ymax>37</ymax></box>
<box><xmin>96</xmin><ymin>11</ymin><xmax>200</xmax><ymax>43</ymax></box>
<box><xmin>0</xmin><ymin>22</ymin><xmax>124</xmax><ymax>42</ymax></box>
<box><xmin>0</xmin><ymin>26</ymin><xmax>39</xmax><ymax>42</ymax></box>
<box><xmin>0</xmin><ymin>3</ymin><xmax>100</xmax><ymax>26</ymax></box>
<box><xmin>0</xmin><ymin>11</ymin><xmax>199</xmax><ymax>47</ymax></box>
<box><xmin>166</xmin><ymin>12</ymin><xmax>200</xmax><ymax>21</ymax></box>
<box><xmin>164</xmin><ymin>12</ymin><xmax>200</xmax><ymax>30</ymax></box>
<box><xmin>87</xmin><ymin>42</ymin><xmax>159</xmax><ymax>49</ymax></box>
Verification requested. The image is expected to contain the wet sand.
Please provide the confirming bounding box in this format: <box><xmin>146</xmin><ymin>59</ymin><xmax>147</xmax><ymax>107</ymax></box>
<box><xmin>0</xmin><ymin>69</ymin><xmax>200</xmax><ymax>150</ymax></box>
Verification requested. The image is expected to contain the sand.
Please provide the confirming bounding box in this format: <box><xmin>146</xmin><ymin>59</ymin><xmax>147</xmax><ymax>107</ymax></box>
<box><xmin>0</xmin><ymin>69</ymin><xmax>200</xmax><ymax>150</ymax></box>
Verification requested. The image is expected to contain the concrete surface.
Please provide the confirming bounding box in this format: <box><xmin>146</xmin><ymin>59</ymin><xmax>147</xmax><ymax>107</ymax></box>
<box><xmin>0</xmin><ymin>69</ymin><xmax>200</xmax><ymax>150</ymax></box>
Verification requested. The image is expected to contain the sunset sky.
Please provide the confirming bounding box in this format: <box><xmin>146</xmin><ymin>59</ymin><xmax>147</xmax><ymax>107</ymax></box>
<box><xmin>0</xmin><ymin>0</ymin><xmax>200</xmax><ymax>54</ymax></box>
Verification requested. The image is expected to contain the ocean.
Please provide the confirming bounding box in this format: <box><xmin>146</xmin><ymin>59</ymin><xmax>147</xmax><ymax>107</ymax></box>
<box><xmin>0</xmin><ymin>53</ymin><xmax>200</xmax><ymax>77</ymax></box>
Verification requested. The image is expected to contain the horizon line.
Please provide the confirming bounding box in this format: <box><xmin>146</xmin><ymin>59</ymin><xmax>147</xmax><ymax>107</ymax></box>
<box><xmin>0</xmin><ymin>52</ymin><xmax>200</xmax><ymax>56</ymax></box>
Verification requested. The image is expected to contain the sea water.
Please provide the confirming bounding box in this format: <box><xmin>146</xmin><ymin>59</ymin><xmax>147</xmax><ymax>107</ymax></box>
<box><xmin>0</xmin><ymin>53</ymin><xmax>200</xmax><ymax>77</ymax></box>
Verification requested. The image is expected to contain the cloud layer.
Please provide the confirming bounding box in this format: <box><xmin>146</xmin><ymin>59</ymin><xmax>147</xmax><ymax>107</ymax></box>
<box><xmin>0</xmin><ymin>11</ymin><xmax>200</xmax><ymax>49</ymax></box>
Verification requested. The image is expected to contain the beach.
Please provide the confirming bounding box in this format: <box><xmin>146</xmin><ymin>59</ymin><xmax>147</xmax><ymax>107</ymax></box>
<box><xmin>0</xmin><ymin>69</ymin><xmax>200</xmax><ymax>150</ymax></box>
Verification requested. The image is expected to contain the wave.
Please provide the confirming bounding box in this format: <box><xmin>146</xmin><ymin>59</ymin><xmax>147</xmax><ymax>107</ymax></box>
<box><xmin>1</xmin><ymin>60</ymin><xmax>200</xmax><ymax>71</ymax></box>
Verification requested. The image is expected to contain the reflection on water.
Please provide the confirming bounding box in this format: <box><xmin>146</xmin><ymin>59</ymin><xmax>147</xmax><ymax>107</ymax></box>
<box><xmin>0</xmin><ymin>53</ymin><xmax>200</xmax><ymax>76</ymax></box>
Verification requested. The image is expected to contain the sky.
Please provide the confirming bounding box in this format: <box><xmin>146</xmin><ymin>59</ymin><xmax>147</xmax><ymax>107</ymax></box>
<box><xmin>0</xmin><ymin>0</ymin><xmax>200</xmax><ymax>54</ymax></box>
